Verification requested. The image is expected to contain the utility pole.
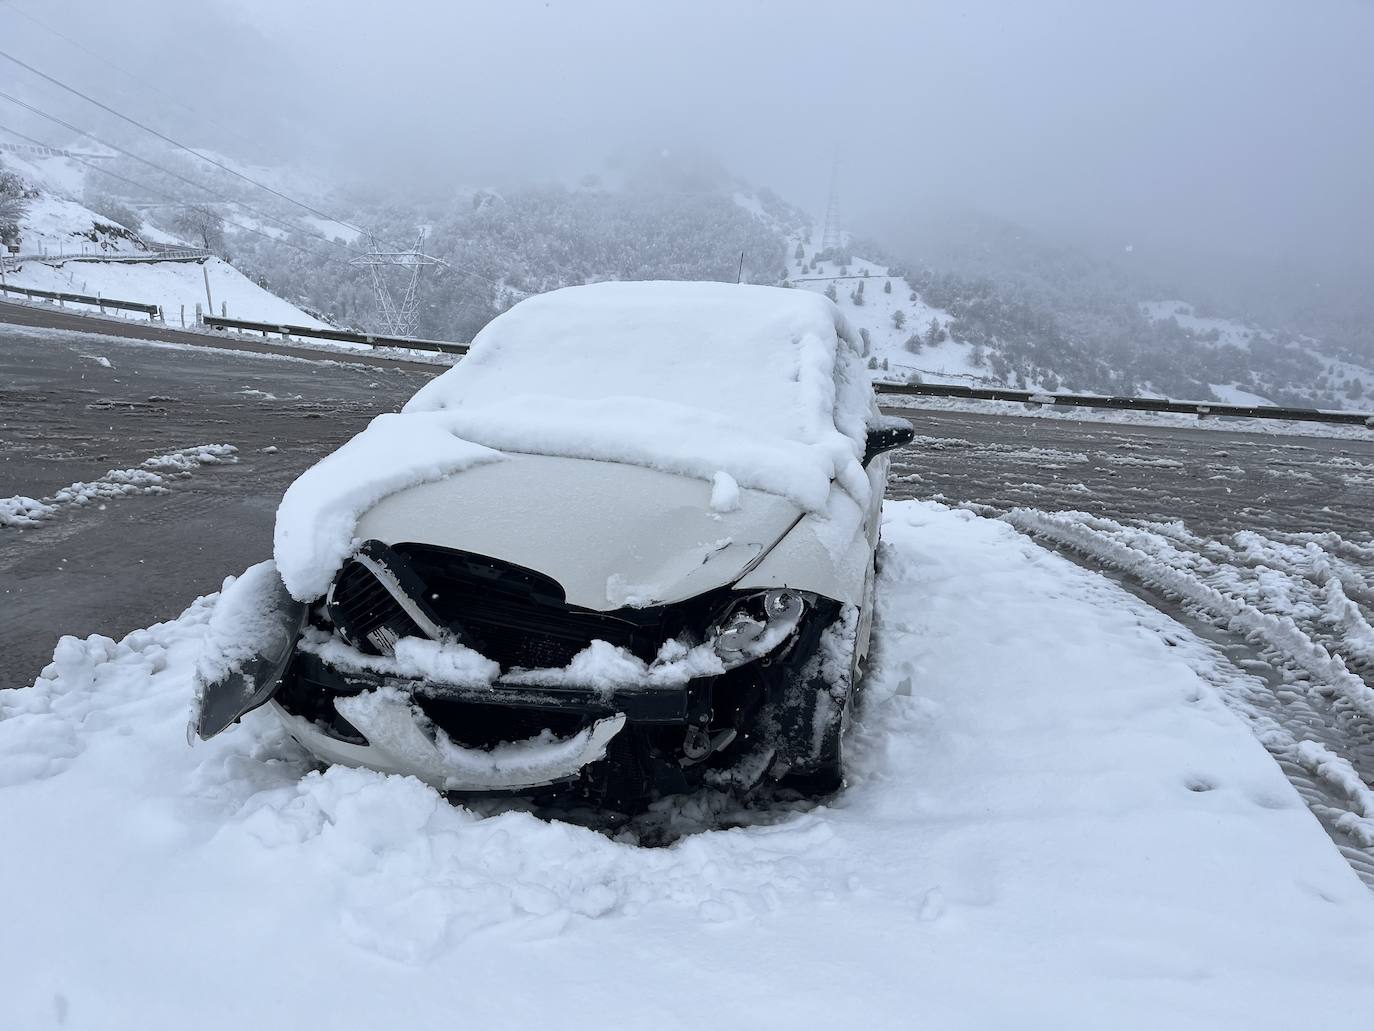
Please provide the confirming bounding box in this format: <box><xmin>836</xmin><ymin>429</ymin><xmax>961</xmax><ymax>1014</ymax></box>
<box><xmin>202</xmin><ymin>262</ymin><xmax>214</xmax><ymax>314</ymax></box>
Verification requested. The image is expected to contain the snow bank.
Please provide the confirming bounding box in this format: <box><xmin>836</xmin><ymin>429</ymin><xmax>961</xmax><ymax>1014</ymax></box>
<box><xmin>275</xmin><ymin>282</ymin><xmax>872</xmax><ymax>599</ymax></box>
<box><xmin>4</xmin><ymin>502</ymin><xmax>1374</xmax><ymax>1028</ymax></box>
<box><xmin>0</xmin><ymin>444</ymin><xmax>237</xmax><ymax>530</ymax></box>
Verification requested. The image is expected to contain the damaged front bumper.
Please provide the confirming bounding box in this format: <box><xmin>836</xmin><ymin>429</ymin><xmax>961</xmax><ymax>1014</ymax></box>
<box><xmin>270</xmin><ymin>648</ymin><xmax>726</xmax><ymax>797</ymax></box>
<box><xmin>272</xmin><ymin>689</ymin><xmax>628</xmax><ymax>793</ymax></box>
<box><xmin>192</xmin><ymin>554</ymin><xmax>848</xmax><ymax>803</ymax></box>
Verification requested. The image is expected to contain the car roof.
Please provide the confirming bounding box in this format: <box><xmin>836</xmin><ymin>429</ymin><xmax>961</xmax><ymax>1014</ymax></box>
<box><xmin>404</xmin><ymin>280</ymin><xmax>864</xmax><ymax>436</ymax></box>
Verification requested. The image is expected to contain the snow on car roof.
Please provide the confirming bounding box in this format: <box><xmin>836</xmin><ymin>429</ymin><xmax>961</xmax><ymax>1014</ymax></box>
<box><xmin>275</xmin><ymin>281</ymin><xmax>874</xmax><ymax>600</ymax></box>
<box><xmin>406</xmin><ymin>280</ymin><xmax>867</xmax><ymax>446</ymax></box>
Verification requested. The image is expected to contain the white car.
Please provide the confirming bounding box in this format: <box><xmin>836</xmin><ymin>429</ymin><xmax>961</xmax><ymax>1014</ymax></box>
<box><xmin>193</xmin><ymin>281</ymin><xmax>912</xmax><ymax>807</ymax></box>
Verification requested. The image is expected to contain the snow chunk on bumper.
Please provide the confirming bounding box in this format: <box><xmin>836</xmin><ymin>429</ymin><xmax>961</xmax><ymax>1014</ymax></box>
<box><xmin>273</xmin><ymin>412</ymin><xmax>504</xmax><ymax>600</ymax></box>
<box><xmin>334</xmin><ymin>686</ymin><xmax>626</xmax><ymax>791</ymax></box>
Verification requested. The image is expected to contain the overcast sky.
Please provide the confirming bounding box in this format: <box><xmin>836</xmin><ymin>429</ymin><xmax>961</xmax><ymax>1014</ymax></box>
<box><xmin>3</xmin><ymin>0</ymin><xmax>1372</xmax><ymax>281</ymax></box>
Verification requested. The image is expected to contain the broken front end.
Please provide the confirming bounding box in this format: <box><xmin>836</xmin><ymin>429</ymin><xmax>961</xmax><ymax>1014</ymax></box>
<box><xmin>229</xmin><ymin>540</ymin><xmax>855</xmax><ymax>807</ymax></box>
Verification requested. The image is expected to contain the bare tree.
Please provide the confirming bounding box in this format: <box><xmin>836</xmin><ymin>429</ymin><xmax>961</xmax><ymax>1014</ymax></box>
<box><xmin>173</xmin><ymin>204</ymin><xmax>226</xmax><ymax>253</ymax></box>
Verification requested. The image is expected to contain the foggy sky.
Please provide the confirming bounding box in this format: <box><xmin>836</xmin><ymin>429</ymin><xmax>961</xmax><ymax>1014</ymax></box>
<box><xmin>3</xmin><ymin>0</ymin><xmax>1372</xmax><ymax>283</ymax></box>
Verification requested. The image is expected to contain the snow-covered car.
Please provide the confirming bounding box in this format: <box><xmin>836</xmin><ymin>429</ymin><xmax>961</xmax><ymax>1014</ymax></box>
<box><xmin>192</xmin><ymin>281</ymin><xmax>913</xmax><ymax>807</ymax></box>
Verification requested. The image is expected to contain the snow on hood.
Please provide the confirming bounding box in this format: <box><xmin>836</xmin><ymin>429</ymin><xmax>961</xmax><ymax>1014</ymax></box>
<box><xmin>353</xmin><ymin>453</ymin><xmax>805</xmax><ymax>611</ymax></box>
<box><xmin>275</xmin><ymin>281</ymin><xmax>873</xmax><ymax>601</ymax></box>
<box><xmin>274</xmin><ymin>412</ymin><xmax>504</xmax><ymax>601</ymax></box>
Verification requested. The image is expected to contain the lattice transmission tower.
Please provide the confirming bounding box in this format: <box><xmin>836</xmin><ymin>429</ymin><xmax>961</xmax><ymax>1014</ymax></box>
<box><xmin>819</xmin><ymin>161</ymin><xmax>846</xmax><ymax>254</ymax></box>
<box><xmin>350</xmin><ymin>231</ymin><xmax>449</xmax><ymax>337</ymax></box>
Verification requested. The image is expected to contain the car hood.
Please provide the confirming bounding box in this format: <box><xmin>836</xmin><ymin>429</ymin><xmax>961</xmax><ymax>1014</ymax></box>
<box><xmin>353</xmin><ymin>453</ymin><xmax>805</xmax><ymax>612</ymax></box>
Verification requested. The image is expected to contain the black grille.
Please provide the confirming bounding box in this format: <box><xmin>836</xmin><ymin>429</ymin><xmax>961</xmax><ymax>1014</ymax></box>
<box><xmin>393</xmin><ymin>543</ymin><xmax>667</xmax><ymax>669</ymax></box>
<box><xmin>326</xmin><ymin>554</ymin><xmax>420</xmax><ymax>654</ymax></box>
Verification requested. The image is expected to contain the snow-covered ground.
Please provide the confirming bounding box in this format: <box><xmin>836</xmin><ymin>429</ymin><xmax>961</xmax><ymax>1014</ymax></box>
<box><xmin>4</xmin><ymin>501</ymin><xmax>1374</xmax><ymax>1029</ymax></box>
<box><xmin>3</xmin><ymin>256</ymin><xmax>325</xmax><ymax>327</ymax></box>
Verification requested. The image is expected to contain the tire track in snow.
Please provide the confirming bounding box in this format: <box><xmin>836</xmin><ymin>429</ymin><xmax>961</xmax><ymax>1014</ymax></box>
<box><xmin>996</xmin><ymin>505</ymin><xmax>1374</xmax><ymax>887</ymax></box>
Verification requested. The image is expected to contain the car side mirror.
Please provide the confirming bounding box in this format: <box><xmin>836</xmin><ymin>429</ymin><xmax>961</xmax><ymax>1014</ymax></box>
<box><xmin>864</xmin><ymin>418</ymin><xmax>915</xmax><ymax>465</ymax></box>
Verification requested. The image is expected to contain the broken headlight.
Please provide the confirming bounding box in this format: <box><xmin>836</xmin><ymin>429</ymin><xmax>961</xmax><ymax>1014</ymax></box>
<box><xmin>710</xmin><ymin>589</ymin><xmax>809</xmax><ymax>668</ymax></box>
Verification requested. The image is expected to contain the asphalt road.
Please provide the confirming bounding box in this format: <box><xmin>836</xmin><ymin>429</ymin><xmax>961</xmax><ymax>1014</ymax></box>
<box><xmin>883</xmin><ymin>406</ymin><xmax>1374</xmax><ymax>539</ymax></box>
<box><xmin>4</xmin><ymin>320</ymin><xmax>1374</xmax><ymax>691</ymax></box>
<box><xmin>1</xmin><ymin>323</ymin><xmax>434</xmax><ymax>689</ymax></box>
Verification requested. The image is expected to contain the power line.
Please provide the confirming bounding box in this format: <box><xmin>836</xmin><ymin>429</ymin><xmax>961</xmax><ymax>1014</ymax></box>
<box><xmin>0</xmin><ymin>46</ymin><xmax>369</xmax><ymax>239</ymax></box>
<box><xmin>0</xmin><ymin>122</ymin><xmax>346</xmax><ymax>261</ymax></box>
<box><xmin>0</xmin><ymin>88</ymin><xmax>352</xmax><ymax>249</ymax></box>
<box><xmin>0</xmin><ymin>3</ymin><xmax>263</xmax><ymax>155</ymax></box>
<box><xmin>0</xmin><ymin>47</ymin><xmax>507</xmax><ymax>293</ymax></box>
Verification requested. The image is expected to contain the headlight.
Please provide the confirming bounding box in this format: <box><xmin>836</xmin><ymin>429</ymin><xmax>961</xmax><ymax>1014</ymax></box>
<box><xmin>710</xmin><ymin>589</ymin><xmax>809</xmax><ymax>667</ymax></box>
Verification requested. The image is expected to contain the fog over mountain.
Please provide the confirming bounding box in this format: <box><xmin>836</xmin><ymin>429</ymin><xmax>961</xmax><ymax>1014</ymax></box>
<box><xmin>2</xmin><ymin>0</ymin><xmax>1371</xmax><ymax>369</ymax></box>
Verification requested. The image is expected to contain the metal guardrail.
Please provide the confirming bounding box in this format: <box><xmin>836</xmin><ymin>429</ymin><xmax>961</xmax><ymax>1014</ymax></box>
<box><xmin>201</xmin><ymin>314</ymin><xmax>468</xmax><ymax>355</ymax></box>
<box><xmin>0</xmin><ymin>282</ymin><xmax>161</xmax><ymax>317</ymax></box>
<box><xmin>876</xmin><ymin>382</ymin><xmax>1374</xmax><ymax>428</ymax></box>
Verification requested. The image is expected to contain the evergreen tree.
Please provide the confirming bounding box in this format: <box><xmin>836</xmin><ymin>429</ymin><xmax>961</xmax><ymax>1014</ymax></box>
<box><xmin>883</xmin><ymin>279</ymin><xmax>892</xmax><ymax>293</ymax></box>
<box><xmin>891</xmin><ymin>309</ymin><xmax>906</xmax><ymax>330</ymax></box>
<box><xmin>825</xmin><ymin>283</ymin><xmax>838</xmax><ymax>302</ymax></box>
<box><xmin>0</xmin><ymin>166</ymin><xmax>29</xmax><ymax>246</ymax></box>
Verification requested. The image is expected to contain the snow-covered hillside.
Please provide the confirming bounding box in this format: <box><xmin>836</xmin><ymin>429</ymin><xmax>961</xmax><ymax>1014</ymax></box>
<box><xmin>1142</xmin><ymin>300</ymin><xmax>1373</xmax><ymax>405</ymax></box>
<box><xmin>4</xmin><ymin>256</ymin><xmax>327</xmax><ymax>327</ymax></box>
<box><xmin>1141</xmin><ymin>300</ymin><xmax>1259</xmax><ymax>349</ymax></box>
<box><xmin>789</xmin><ymin>243</ymin><xmax>995</xmax><ymax>387</ymax></box>
<box><xmin>1</xmin><ymin>150</ymin><xmax>326</xmax><ymax>326</ymax></box>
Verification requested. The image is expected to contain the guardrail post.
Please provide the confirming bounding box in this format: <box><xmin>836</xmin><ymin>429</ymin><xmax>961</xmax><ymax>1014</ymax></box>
<box><xmin>179</xmin><ymin>304</ymin><xmax>185</xmax><ymax>328</ymax></box>
<box><xmin>195</xmin><ymin>302</ymin><xmax>202</xmax><ymax>325</ymax></box>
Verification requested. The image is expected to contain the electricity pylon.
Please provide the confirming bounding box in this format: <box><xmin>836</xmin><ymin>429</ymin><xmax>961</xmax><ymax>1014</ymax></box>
<box><xmin>820</xmin><ymin>161</ymin><xmax>846</xmax><ymax>254</ymax></box>
<box><xmin>350</xmin><ymin>231</ymin><xmax>448</xmax><ymax>337</ymax></box>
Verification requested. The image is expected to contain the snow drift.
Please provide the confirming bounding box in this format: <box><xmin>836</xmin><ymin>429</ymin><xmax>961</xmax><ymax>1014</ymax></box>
<box><xmin>3</xmin><ymin>502</ymin><xmax>1374</xmax><ymax>1029</ymax></box>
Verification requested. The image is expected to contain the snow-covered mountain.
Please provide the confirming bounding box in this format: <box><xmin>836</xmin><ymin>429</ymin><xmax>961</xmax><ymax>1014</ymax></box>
<box><xmin>0</xmin><ymin>148</ymin><xmax>326</xmax><ymax>326</ymax></box>
<box><xmin>6</xmin><ymin>135</ymin><xmax>1370</xmax><ymax>405</ymax></box>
